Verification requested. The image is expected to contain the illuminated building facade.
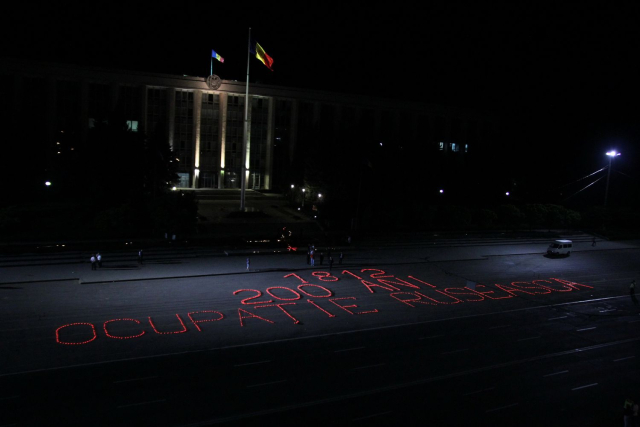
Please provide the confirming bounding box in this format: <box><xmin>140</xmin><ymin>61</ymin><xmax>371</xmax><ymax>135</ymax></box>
<box><xmin>0</xmin><ymin>58</ymin><xmax>499</xmax><ymax>193</ymax></box>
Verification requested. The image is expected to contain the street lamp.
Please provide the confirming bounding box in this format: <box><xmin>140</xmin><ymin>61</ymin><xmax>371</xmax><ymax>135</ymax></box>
<box><xmin>604</xmin><ymin>150</ymin><xmax>620</xmax><ymax>207</ymax></box>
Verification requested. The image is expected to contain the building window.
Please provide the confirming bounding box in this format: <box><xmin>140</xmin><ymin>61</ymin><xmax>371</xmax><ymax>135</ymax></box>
<box><xmin>174</xmin><ymin>90</ymin><xmax>194</xmax><ymax>169</ymax></box>
<box><xmin>200</xmin><ymin>92</ymin><xmax>220</xmax><ymax>155</ymax></box>
<box><xmin>126</xmin><ymin>120</ymin><xmax>138</xmax><ymax>132</ymax></box>
<box><xmin>176</xmin><ymin>173</ymin><xmax>190</xmax><ymax>188</ymax></box>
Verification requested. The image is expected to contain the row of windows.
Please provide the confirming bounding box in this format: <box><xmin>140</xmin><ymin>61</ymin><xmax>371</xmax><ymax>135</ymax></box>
<box><xmin>439</xmin><ymin>142</ymin><xmax>469</xmax><ymax>153</ymax></box>
<box><xmin>201</xmin><ymin>93</ymin><xmax>220</xmax><ymax>153</ymax></box>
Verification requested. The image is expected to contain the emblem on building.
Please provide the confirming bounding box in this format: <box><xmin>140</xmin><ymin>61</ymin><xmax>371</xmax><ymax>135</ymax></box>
<box><xmin>207</xmin><ymin>74</ymin><xmax>222</xmax><ymax>90</ymax></box>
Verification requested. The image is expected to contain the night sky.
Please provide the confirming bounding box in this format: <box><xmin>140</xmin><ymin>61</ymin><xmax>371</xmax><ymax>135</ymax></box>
<box><xmin>4</xmin><ymin>3</ymin><xmax>639</xmax><ymax>203</ymax></box>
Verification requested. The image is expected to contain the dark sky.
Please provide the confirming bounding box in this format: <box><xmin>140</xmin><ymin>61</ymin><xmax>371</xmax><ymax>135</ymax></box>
<box><xmin>4</xmin><ymin>3</ymin><xmax>640</xmax><ymax>192</ymax></box>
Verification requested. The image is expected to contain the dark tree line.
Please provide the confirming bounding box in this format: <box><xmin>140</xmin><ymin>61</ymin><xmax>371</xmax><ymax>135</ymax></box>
<box><xmin>0</xmin><ymin>116</ymin><xmax>198</xmax><ymax>241</ymax></box>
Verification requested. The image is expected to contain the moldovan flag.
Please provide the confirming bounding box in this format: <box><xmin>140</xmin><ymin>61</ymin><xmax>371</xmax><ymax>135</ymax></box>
<box><xmin>251</xmin><ymin>41</ymin><xmax>274</xmax><ymax>71</ymax></box>
<box><xmin>211</xmin><ymin>49</ymin><xmax>224</xmax><ymax>63</ymax></box>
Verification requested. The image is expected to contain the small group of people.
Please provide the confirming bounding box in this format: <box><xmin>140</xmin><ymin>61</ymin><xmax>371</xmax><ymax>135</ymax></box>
<box><xmin>89</xmin><ymin>253</ymin><xmax>102</xmax><ymax>270</ymax></box>
<box><xmin>306</xmin><ymin>245</ymin><xmax>343</xmax><ymax>269</ymax></box>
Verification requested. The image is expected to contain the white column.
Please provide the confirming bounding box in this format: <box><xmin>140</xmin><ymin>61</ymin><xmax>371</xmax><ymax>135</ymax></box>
<box><xmin>218</xmin><ymin>93</ymin><xmax>227</xmax><ymax>188</ymax></box>
<box><xmin>167</xmin><ymin>88</ymin><xmax>176</xmax><ymax>150</ymax></box>
<box><xmin>264</xmin><ymin>97</ymin><xmax>274</xmax><ymax>190</ymax></box>
<box><xmin>192</xmin><ymin>90</ymin><xmax>202</xmax><ymax>188</ymax></box>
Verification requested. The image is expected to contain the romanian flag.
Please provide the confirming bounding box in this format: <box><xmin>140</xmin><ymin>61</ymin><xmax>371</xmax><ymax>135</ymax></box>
<box><xmin>211</xmin><ymin>49</ymin><xmax>224</xmax><ymax>63</ymax></box>
<box><xmin>250</xmin><ymin>41</ymin><xmax>274</xmax><ymax>71</ymax></box>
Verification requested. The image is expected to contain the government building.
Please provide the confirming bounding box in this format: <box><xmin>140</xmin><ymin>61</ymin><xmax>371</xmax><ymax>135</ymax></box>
<box><xmin>0</xmin><ymin>57</ymin><xmax>500</xmax><ymax>195</ymax></box>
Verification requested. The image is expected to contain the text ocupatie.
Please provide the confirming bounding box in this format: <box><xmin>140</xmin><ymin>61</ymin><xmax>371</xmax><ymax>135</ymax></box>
<box><xmin>55</xmin><ymin>268</ymin><xmax>593</xmax><ymax>345</ymax></box>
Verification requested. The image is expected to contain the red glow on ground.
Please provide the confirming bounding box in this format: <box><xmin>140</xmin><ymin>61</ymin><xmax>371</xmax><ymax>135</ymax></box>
<box><xmin>148</xmin><ymin>314</ymin><xmax>188</xmax><ymax>334</ymax></box>
<box><xmin>103</xmin><ymin>318</ymin><xmax>145</xmax><ymax>340</ymax></box>
<box><xmin>188</xmin><ymin>310</ymin><xmax>225</xmax><ymax>332</ymax></box>
<box><xmin>54</xmin><ymin>271</ymin><xmax>595</xmax><ymax>345</ymax></box>
<box><xmin>238</xmin><ymin>308</ymin><xmax>275</xmax><ymax>327</ymax></box>
<box><xmin>55</xmin><ymin>322</ymin><xmax>98</xmax><ymax>345</ymax></box>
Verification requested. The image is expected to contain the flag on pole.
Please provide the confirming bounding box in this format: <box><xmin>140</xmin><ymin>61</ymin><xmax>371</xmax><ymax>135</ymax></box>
<box><xmin>250</xmin><ymin>40</ymin><xmax>274</xmax><ymax>71</ymax></box>
<box><xmin>211</xmin><ymin>49</ymin><xmax>224</xmax><ymax>63</ymax></box>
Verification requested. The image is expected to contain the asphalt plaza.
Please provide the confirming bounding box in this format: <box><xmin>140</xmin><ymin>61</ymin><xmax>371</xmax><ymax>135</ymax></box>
<box><xmin>1</xmin><ymin>233</ymin><xmax>639</xmax><ymax>426</ymax></box>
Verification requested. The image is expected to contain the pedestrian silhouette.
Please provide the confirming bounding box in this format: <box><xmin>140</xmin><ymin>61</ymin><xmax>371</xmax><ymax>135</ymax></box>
<box><xmin>329</xmin><ymin>256</ymin><xmax>334</xmax><ymax>270</ymax></box>
<box><xmin>90</xmin><ymin>254</ymin><xmax>97</xmax><ymax>270</ymax></box>
<box><xmin>138</xmin><ymin>249</ymin><xmax>143</xmax><ymax>265</ymax></box>
<box><xmin>339</xmin><ymin>252</ymin><xmax>343</xmax><ymax>265</ymax></box>
<box><xmin>320</xmin><ymin>252</ymin><xmax>324</xmax><ymax>265</ymax></box>
<box><xmin>592</xmin><ymin>237</ymin><xmax>596</xmax><ymax>247</ymax></box>
<box><xmin>624</xmin><ymin>398</ymin><xmax>634</xmax><ymax>426</ymax></box>
<box><xmin>96</xmin><ymin>253</ymin><xmax>102</xmax><ymax>268</ymax></box>
<box><xmin>246</xmin><ymin>258</ymin><xmax>250</xmax><ymax>270</ymax></box>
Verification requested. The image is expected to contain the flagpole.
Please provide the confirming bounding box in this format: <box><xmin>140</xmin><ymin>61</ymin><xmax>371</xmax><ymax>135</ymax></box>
<box><xmin>241</xmin><ymin>27</ymin><xmax>251</xmax><ymax>211</ymax></box>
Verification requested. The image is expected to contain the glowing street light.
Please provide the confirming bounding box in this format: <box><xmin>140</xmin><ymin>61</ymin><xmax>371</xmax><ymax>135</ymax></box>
<box><xmin>605</xmin><ymin>150</ymin><xmax>621</xmax><ymax>206</ymax></box>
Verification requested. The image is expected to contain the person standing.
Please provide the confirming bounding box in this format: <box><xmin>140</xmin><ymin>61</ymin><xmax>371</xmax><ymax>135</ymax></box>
<box><xmin>90</xmin><ymin>254</ymin><xmax>97</xmax><ymax>270</ymax></box>
<box><xmin>631</xmin><ymin>280</ymin><xmax>639</xmax><ymax>306</ymax></box>
<box><xmin>138</xmin><ymin>249</ymin><xmax>143</xmax><ymax>265</ymax></box>
<box><xmin>310</xmin><ymin>251</ymin><xmax>315</xmax><ymax>267</ymax></box>
<box><xmin>624</xmin><ymin>398</ymin><xmax>634</xmax><ymax>427</ymax></box>
<box><xmin>592</xmin><ymin>237</ymin><xmax>596</xmax><ymax>246</ymax></box>
<box><xmin>96</xmin><ymin>252</ymin><xmax>102</xmax><ymax>268</ymax></box>
<box><xmin>329</xmin><ymin>256</ymin><xmax>334</xmax><ymax>270</ymax></box>
<box><xmin>306</xmin><ymin>248</ymin><xmax>311</xmax><ymax>265</ymax></box>
<box><xmin>320</xmin><ymin>252</ymin><xmax>324</xmax><ymax>265</ymax></box>
<box><xmin>339</xmin><ymin>252</ymin><xmax>343</xmax><ymax>265</ymax></box>
<box><xmin>246</xmin><ymin>257</ymin><xmax>250</xmax><ymax>270</ymax></box>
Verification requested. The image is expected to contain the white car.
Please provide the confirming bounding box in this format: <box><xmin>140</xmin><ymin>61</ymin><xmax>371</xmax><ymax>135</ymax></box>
<box><xmin>547</xmin><ymin>239</ymin><xmax>573</xmax><ymax>256</ymax></box>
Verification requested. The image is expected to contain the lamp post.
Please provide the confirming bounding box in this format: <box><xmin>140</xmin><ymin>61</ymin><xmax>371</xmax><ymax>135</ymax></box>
<box><xmin>604</xmin><ymin>150</ymin><xmax>620</xmax><ymax>207</ymax></box>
